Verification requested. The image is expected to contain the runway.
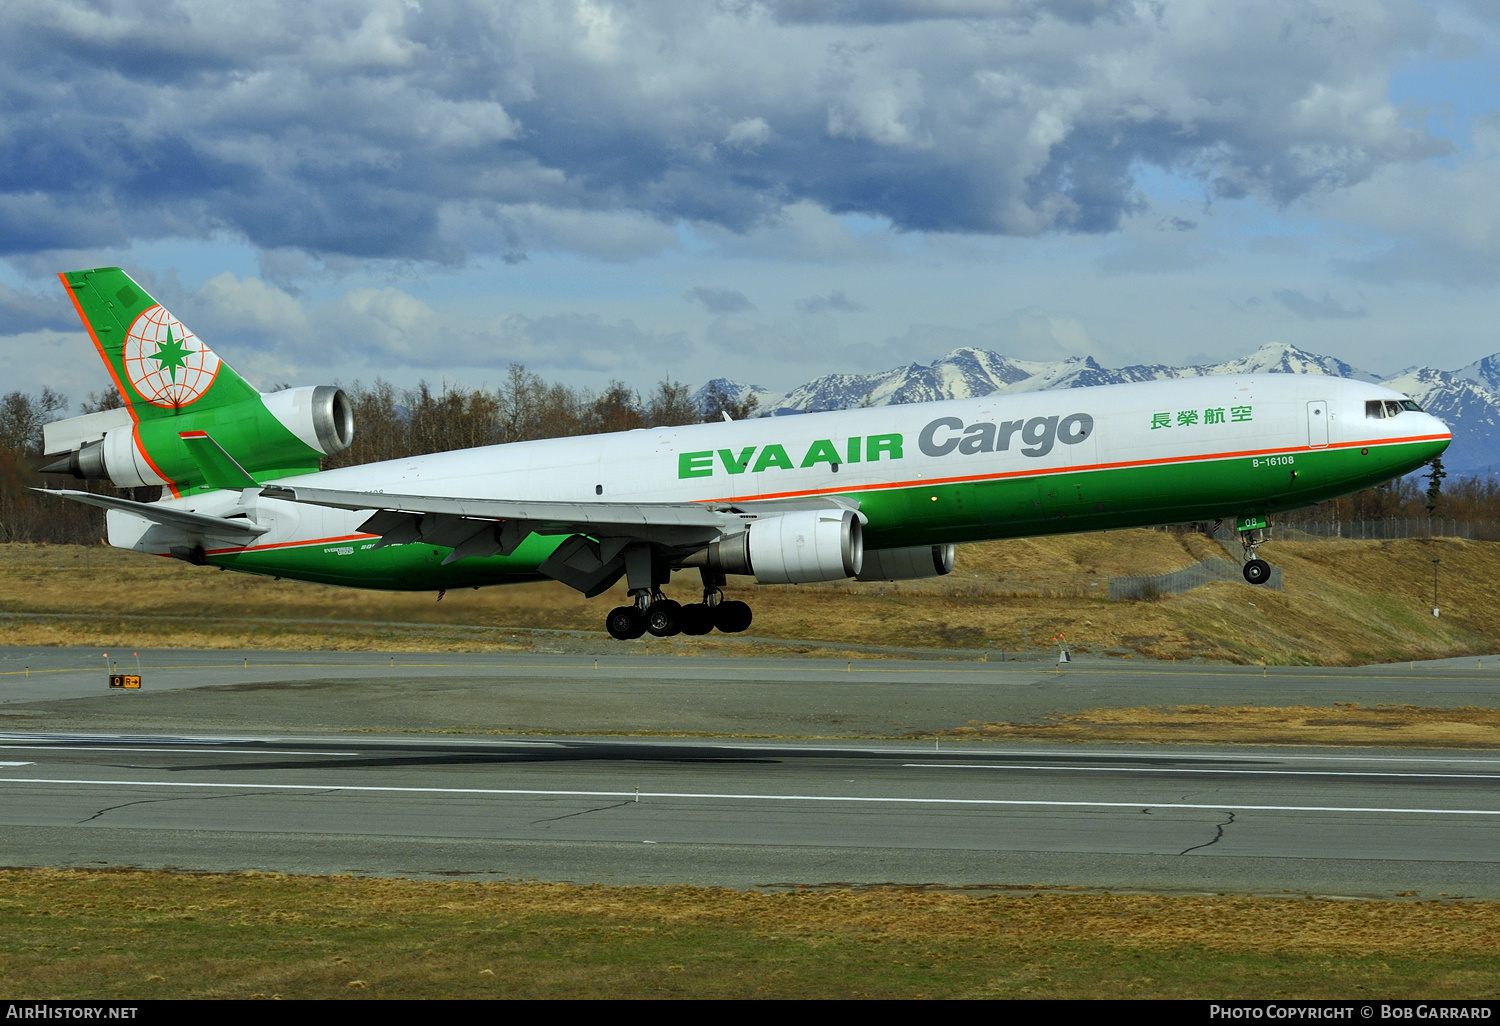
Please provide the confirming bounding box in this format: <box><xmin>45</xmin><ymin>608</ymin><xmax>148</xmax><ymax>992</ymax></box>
<box><xmin>1</xmin><ymin>647</ymin><xmax>1497</xmax><ymax>896</ymax></box>
<box><xmin>1</xmin><ymin>730</ymin><xmax>1497</xmax><ymax>897</ymax></box>
<box><xmin>4</xmin><ymin>646</ymin><xmax>1500</xmax><ymax>737</ymax></box>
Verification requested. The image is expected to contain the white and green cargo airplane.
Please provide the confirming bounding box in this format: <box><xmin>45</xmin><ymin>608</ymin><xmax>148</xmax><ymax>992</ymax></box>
<box><xmin>40</xmin><ymin>267</ymin><xmax>1451</xmax><ymax>639</ymax></box>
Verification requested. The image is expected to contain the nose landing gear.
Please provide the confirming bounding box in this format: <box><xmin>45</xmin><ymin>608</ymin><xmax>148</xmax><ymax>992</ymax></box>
<box><xmin>1237</xmin><ymin>518</ymin><xmax>1273</xmax><ymax>585</ymax></box>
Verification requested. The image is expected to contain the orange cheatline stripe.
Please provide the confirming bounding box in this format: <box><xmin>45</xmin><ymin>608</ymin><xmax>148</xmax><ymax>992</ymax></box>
<box><xmin>204</xmin><ymin>533</ymin><xmax>380</xmax><ymax>556</ymax></box>
<box><xmin>704</xmin><ymin>432</ymin><xmax>1451</xmax><ymax>504</ymax></box>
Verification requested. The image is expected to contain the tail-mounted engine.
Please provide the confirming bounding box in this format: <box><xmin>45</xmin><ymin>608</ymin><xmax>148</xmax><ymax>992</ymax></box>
<box><xmin>259</xmin><ymin>385</ymin><xmax>355</xmax><ymax>459</ymax></box>
<box><xmin>41</xmin><ymin>385</ymin><xmax>354</xmax><ymax>490</ymax></box>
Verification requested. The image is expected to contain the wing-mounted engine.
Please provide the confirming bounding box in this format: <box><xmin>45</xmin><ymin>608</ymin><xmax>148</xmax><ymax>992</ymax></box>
<box><xmin>696</xmin><ymin>507</ymin><xmax>864</xmax><ymax>584</ymax></box>
<box><xmin>856</xmin><ymin>544</ymin><xmax>955</xmax><ymax>581</ymax></box>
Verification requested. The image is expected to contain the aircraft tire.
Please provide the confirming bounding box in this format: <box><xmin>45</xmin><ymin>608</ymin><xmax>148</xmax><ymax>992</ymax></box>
<box><xmin>645</xmin><ymin>599</ymin><xmax>683</xmax><ymax>637</ymax></box>
<box><xmin>606</xmin><ymin>605</ymin><xmax>646</xmax><ymax>640</ymax></box>
<box><xmin>1242</xmin><ymin>558</ymin><xmax>1272</xmax><ymax>585</ymax></box>
<box><xmin>677</xmin><ymin>603</ymin><xmax>714</xmax><ymax>636</ymax></box>
<box><xmin>714</xmin><ymin>600</ymin><xmax>753</xmax><ymax>634</ymax></box>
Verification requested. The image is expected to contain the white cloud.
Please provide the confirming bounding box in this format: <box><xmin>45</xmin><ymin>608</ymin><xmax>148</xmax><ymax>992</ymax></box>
<box><xmin>724</xmin><ymin>117</ymin><xmax>771</xmax><ymax>150</ymax></box>
<box><xmin>190</xmin><ymin>272</ymin><xmax>309</xmax><ymax>338</ymax></box>
<box><xmin>0</xmin><ymin>0</ymin><xmax>1452</xmax><ymax>262</ymax></box>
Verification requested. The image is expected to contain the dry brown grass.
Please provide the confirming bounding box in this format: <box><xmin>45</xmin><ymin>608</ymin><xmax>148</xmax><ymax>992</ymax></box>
<box><xmin>947</xmin><ymin>704</ymin><xmax>1500</xmax><ymax>748</ymax></box>
<box><xmin>3</xmin><ymin>531</ymin><xmax>1499</xmax><ymax>664</ymax></box>
<box><xmin>2</xmin><ymin>869</ymin><xmax>1498</xmax><ymax>998</ymax></box>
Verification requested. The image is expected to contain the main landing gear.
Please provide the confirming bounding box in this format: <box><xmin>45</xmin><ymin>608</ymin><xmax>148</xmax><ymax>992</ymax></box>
<box><xmin>604</xmin><ymin>568</ymin><xmax>753</xmax><ymax>641</ymax></box>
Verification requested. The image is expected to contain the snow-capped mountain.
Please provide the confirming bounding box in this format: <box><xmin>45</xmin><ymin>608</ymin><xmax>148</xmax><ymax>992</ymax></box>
<box><xmin>694</xmin><ymin>342</ymin><xmax>1500</xmax><ymax>476</ymax></box>
<box><xmin>1457</xmin><ymin>354</ymin><xmax>1500</xmax><ymax>396</ymax></box>
<box><xmin>1379</xmin><ymin>366</ymin><xmax>1500</xmax><ymax>477</ymax></box>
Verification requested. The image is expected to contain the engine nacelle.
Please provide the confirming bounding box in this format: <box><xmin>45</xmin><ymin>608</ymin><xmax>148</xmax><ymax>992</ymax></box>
<box><xmin>856</xmin><ymin>544</ymin><xmax>955</xmax><ymax>581</ymax></box>
<box><xmin>58</xmin><ymin>425</ymin><xmax>170</xmax><ymax>489</ymax></box>
<box><xmin>42</xmin><ymin>385</ymin><xmax>353</xmax><ymax>489</ymax></box>
<box><xmin>260</xmin><ymin>385</ymin><xmax>355</xmax><ymax>457</ymax></box>
<box><xmin>699</xmin><ymin>508</ymin><xmax>864</xmax><ymax>584</ymax></box>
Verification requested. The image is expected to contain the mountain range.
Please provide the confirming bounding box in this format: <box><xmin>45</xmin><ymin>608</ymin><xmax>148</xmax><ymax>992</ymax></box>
<box><xmin>695</xmin><ymin>343</ymin><xmax>1500</xmax><ymax>477</ymax></box>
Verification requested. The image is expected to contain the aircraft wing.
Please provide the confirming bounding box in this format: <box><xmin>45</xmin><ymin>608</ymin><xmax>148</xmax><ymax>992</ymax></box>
<box><xmin>37</xmin><ymin>488</ymin><xmax>269</xmax><ymax>541</ymax></box>
<box><xmin>258</xmin><ymin>483</ymin><xmax>862</xmax><ymax>569</ymax></box>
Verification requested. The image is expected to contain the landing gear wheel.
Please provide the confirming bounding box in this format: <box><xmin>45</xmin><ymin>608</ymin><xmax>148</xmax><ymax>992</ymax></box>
<box><xmin>605</xmin><ymin>605</ymin><xmax>645</xmax><ymax>640</ymax></box>
<box><xmin>677</xmin><ymin>603</ymin><xmax>714</xmax><ymax>636</ymax></box>
<box><xmin>645</xmin><ymin>599</ymin><xmax>683</xmax><ymax>637</ymax></box>
<box><xmin>714</xmin><ymin>600</ymin><xmax>753</xmax><ymax>634</ymax></box>
<box><xmin>1243</xmin><ymin>558</ymin><xmax>1271</xmax><ymax>585</ymax></box>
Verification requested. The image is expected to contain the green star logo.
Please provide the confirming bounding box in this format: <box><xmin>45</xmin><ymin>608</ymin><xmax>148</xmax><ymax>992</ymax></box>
<box><xmin>149</xmin><ymin>327</ymin><xmax>191</xmax><ymax>382</ymax></box>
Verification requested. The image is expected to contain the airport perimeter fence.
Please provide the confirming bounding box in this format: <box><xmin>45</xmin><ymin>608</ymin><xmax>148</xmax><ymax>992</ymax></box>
<box><xmin>1166</xmin><ymin>518</ymin><xmax>1493</xmax><ymax>542</ymax></box>
<box><xmin>774</xmin><ymin>573</ymin><xmax>1111</xmax><ymax>600</ymax></box>
<box><xmin>1107</xmin><ymin>557</ymin><xmax>1281</xmax><ymax>600</ymax></box>
<box><xmin>1273</xmin><ymin>519</ymin><xmax>1492</xmax><ymax>541</ymax></box>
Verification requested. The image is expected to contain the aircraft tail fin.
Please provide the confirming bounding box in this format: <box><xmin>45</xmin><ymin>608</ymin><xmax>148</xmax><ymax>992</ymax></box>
<box><xmin>58</xmin><ymin>268</ymin><xmax>260</xmax><ymax>419</ymax></box>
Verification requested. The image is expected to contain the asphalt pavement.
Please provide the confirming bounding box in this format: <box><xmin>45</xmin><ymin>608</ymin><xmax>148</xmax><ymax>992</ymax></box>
<box><xmin>0</xmin><ymin>647</ymin><xmax>1496</xmax><ymax>897</ymax></box>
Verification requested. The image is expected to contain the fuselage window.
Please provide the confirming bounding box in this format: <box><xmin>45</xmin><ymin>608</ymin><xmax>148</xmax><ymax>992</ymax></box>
<box><xmin>1366</xmin><ymin>400</ymin><xmax>1386</xmax><ymax>419</ymax></box>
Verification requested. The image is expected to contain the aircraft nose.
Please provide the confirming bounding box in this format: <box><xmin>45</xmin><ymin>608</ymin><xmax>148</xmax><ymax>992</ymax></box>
<box><xmin>1426</xmin><ymin>413</ymin><xmax>1453</xmax><ymax>452</ymax></box>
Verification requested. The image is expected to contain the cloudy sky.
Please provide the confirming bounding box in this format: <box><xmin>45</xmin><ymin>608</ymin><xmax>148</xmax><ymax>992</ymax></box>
<box><xmin>2</xmin><ymin>0</ymin><xmax>1498</xmax><ymax>405</ymax></box>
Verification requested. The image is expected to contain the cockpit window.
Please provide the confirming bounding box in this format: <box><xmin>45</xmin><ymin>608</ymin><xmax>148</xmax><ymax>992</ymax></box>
<box><xmin>1366</xmin><ymin>400</ymin><xmax>1386</xmax><ymax>419</ymax></box>
<box><xmin>1401</xmin><ymin>399</ymin><xmax>1423</xmax><ymax>412</ymax></box>
<box><xmin>1385</xmin><ymin>400</ymin><xmax>1403</xmax><ymax>417</ymax></box>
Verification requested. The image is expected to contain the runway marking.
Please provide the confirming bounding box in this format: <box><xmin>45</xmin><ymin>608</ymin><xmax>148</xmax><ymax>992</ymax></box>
<box><xmin>0</xmin><ymin>745</ymin><xmax>360</xmax><ymax>757</ymax></box>
<box><xmin>1</xmin><ymin>655</ymin><xmax>1496</xmax><ymax>684</ymax></box>
<box><xmin>0</xmin><ymin>762</ymin><xmax>34</xmax><ymax>767</ymax></box>
<box><xmin>1</xmin><ymin>777</ymin><xmax>1498</xmax><ymax>817</ymax></box>
<box><xmin>902</xmin><ymin>763</ymin><xmax>1500</xmax><ymax>780</ymax></box>
<box><xmin>4</xmin><ymin>734</ymin><xmax>1500</xmax><ymax>766</ymax></box>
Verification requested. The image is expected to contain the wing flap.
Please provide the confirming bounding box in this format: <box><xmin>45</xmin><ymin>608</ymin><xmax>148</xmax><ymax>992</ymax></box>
<box><xmin>261</xmin><ymin>483</ymin><xmax>733</xmax><ymax>529</ymax></box>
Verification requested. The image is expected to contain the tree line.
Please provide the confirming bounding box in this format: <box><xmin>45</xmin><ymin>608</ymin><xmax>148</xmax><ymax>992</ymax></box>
<box><xmin>0</xmin><ymin>372</ymin><xmax>1492</xmax><ymax>546</ymax></box>
<box><xmin>321</xmin><ymin>368</ymin><xmax>753</xmax><ymax>471</ymax></box>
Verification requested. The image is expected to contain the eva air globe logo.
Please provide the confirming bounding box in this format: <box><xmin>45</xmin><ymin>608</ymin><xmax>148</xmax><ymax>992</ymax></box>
<box><xmin>121</xmin><ymin>306</ymin><xmax>220</xmax><ymax>408</ymax></box>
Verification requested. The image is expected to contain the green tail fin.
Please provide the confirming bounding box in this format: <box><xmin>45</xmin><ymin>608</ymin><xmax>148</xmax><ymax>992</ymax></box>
<box><xmin>59</xmin><ymin>267</ymin><xmax>260</xmax><ymax>417</ymax></box>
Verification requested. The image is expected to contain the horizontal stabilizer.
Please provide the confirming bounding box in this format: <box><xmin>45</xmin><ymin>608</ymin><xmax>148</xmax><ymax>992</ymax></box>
<box><xmin>36</xmin><ymin>488</ymin><xmax>269</xmax><ymax>540</ymax></box>
<box><xmin>179</xmin><ymin>431</ymin><xmax>258</xmax><ymax>490</ymax></box>
<box><xmin>42</xmin><ymin>407</ymin><xmax>134</xmax><ymax>457</ymax></box>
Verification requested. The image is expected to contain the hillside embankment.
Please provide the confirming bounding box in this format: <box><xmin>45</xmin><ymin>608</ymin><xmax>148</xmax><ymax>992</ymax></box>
<box><xmin>0</xmin><ymin>531</ymin><xmax>1496</xmax><ymax>665</ymax></box>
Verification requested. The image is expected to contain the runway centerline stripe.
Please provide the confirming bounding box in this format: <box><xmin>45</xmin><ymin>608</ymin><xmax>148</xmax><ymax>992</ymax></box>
<box><xmin>1</xmin><ymin>777</ymin><xmax>1497</xmax><ymax>817</ymax></box>
<box><xmin>0</xmin><ymin>745</ymin><xmax>360</xmax><ymax>757</ymax></box>
<box><xmin>901</xmin><ymin>763</ymin><xmax>1500</xmax><ymax>780</ymax></box>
